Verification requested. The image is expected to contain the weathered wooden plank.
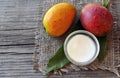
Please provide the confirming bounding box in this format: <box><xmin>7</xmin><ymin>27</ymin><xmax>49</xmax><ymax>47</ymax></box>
<box><xmin>0</xmin><ymin>0</ymin><xmax>44</xmax><ymax>46</ymax></box>
<box><xmin>0</xmin><ymin>29</ymin><xmax>35</xmax><ymax>45</ymax></box>
<box><xmin>0</xmin><ymin>45</ymin><xmax>34</xmax><ymax>53</ymax></box>
<box><xmin>0</xmin><ymin>0</ymin><xmax>43</xmax><ymax>30</ymax></box>
<box><xmin>0</xmin><ymin>70</ymin><xmax>118</xmax><ymax>78</ymax></box>
<box><xmin>0</xmin><ymin>0</ymin><xmax>41</xmax><ymax>45</ymax></box>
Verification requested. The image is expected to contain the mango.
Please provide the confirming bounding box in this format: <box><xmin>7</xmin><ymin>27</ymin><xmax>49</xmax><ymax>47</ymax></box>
<box><xmin>43</xmin><ymin>2</ymin><xmax>76</xmax><ymax>37</ymax></box>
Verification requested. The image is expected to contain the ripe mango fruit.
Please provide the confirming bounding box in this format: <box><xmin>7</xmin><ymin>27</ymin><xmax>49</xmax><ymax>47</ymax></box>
<box><xmin>43</xmin><ymin>2</ymin><xmax>76</xmax><ymax>37</ymax></box>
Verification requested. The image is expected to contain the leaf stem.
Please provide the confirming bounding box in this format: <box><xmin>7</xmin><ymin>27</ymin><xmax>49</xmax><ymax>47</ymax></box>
<box><xmin>101</xmin><ymin>0</ymin><xmax>111</xmax><ymax>9</ymax></box>
<box><xmin>102</xmin><ymin>0</ymin><xmax>105</xmax><ymax>7</ymax></box>
<box><xmin>106</xmin><ymin>0</ymin><xmax>110</xmax><ymax>9</ymax></box>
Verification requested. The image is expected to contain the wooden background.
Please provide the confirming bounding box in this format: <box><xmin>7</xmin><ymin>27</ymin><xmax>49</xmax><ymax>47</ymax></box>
<box><xmin>0</xmin><ymin>0</ymin><xmax>119</xmax><ymax>78</ymax></box>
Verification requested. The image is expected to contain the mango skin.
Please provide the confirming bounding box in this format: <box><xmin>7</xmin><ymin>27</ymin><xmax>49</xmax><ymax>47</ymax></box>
<box><xmin>43</xmin><ymin>2</ymin><xmax>76</xmax><ymax>37</ymax></box>
<box><xmin>80</xmin><ymin>3</ymin><xmax>113</xmax><ymax>37</ymax></box>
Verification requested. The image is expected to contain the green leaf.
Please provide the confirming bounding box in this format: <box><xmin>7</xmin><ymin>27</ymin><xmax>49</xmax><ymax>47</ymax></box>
<box><xmin>45</xmin><ymin>45</ymin><xmax>70</xmax><ymax>74</ymax></box>
<box><xmin>97</xmin><ymin>36</ymin><xmax>107</xmax><ymax>62</ymax></box>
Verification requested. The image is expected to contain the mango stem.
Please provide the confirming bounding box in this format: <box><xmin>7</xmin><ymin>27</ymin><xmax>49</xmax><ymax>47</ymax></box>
<box><xmin>101</xmin><ymin>0</ymin><xmax>111</xmax><ymax>9</ymax></box>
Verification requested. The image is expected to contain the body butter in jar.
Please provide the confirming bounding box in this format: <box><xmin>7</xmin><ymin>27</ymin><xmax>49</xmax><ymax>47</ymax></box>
<box><xmin>64</xmin><ymin>30</ymin><xmax>100</xmax><ymax>66</ymax></box>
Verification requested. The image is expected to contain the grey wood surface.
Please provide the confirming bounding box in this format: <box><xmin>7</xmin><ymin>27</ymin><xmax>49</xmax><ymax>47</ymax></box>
<box><xmin>0</xmin><ymin>0</ymin><xmax>119</xmax><ymax>78</ymax></box>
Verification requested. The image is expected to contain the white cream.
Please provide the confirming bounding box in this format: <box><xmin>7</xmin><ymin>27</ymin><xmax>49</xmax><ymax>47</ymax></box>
<box><xmin>67</xmin><ymin>34</ymin><xmax>96</xmax><ymax>63</ymax></box>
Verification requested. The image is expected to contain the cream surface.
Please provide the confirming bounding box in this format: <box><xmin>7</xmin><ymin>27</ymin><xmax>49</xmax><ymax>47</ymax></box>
<box><xmin>67</xmin><ymin>34</ymin><xmax>96</xmax><ymax>62</ymax></box>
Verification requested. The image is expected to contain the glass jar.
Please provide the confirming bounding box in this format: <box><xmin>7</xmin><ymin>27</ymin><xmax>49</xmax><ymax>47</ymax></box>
<box><xmin>64</xmin><ymin>30</ymin><xmax>100</xmax><ymax>66</ymax></box>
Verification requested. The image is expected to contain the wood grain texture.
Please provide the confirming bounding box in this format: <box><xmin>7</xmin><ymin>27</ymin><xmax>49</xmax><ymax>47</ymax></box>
<box><xmin>0</xmin><ymin>0</ymin><xmax>119</xmax><ymax>78</ymax></box>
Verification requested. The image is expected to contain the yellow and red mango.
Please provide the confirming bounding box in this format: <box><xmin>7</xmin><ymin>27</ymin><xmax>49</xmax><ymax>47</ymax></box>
<box><xmin>43</xmin><ymin>2</ymin><xmax>76</xmax><ymax>37</ymax></box>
